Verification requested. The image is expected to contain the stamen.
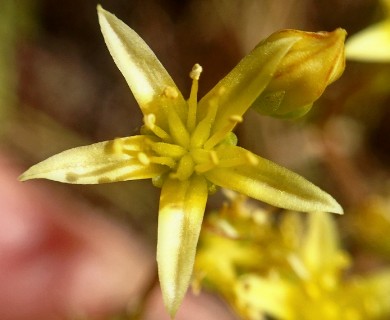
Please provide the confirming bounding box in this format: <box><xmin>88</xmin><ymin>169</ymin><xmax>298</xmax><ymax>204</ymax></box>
<box><xmin>166</xmin><ymin>103</ymin><xmax>190</xmax><ymax>148</ymax></box>
<box><xmin>195</xmin><ymin>162</ymin><xmax>215</xmax><ymax>173</ymax></box>
<box><xmin>163</xmin><ymin>86</ymin><xmax>179</xmax><ymax>99</ymax></box>
<box><xmin>190</xmin><ymin>97</ymin><xmax>219</xmax><ymax>148</ymax></box>
<box><xmin>143</xmin><ymin>114</ymin><xmax>171</xmax><ymax>141</ymax></box>
<box><xmin>137</xmin><ymin>152</ymin><xmax>150</xmax><ymax>166</ymax></box>
<box><xmin>169</xmin><ymin>154</ymin><xmax>194</xmax><ymax>181</ymax></box>
<box><xmin>194</xmin><ymin>150</ymin><xmax>219</xmax><ymax>173</ymax></box>
<box><xmin>187</xmin><ymin>64</ymin><xmax>203</xmax><ymax>132</ymax></box>
<box><xmin>229</xmin><ymin>115</ymin><xmax>243</xmax><ymax>123</ymax></box>
<box><xmin>149</xmin><ymin>156</ymin><xmax>176</xmax><ymax>168</ymax></box>
<box><xmin>218</xmin><ymin>151</ymin><xmax>258</xmax><ymax>168</ymax></box>
<box><xmin>204</xmin><ymin>114</ymin><xmax>243</xmax><ymax>150</ymax></box>
<box><xmin>189</xmin><ymin>63</ymin><xmax>203</xmax><ymax>81</ymax></box>
<box><xmin>246</xmin><ymin>152</ymin><xmax>259</xmax><ymax>166</ymax></box>
<box><xmin>210</xmin><ymin>150</ymin><xmax>219</xmax><ymax>165</ymax></box>
<box><xmin>111</xmin><ymin>138</ymin><xmax>124</xmax><ymax>155</ymax></box>
<box><xmin>109</xmin><ymin>138</ymin><xmax>140</xmax><ymax>156</ymax></box>
<box><xmin>190</xmin><ymin>148</ymin><xmax>211</xmax><ymax>164</ymax></box>
<box><xmin>151</xmin><ymin>142</ymin><xmax>187</xmax><ymax>159</ymax></box>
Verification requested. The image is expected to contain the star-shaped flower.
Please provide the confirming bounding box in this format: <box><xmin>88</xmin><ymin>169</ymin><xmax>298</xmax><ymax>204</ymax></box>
<box><xmin>20</xmin><ymin>5</ymin><xmax>344</xmax><ymax>317</ymax></box>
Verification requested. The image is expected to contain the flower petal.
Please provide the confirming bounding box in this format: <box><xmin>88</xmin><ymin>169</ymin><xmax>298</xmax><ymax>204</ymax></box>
<box><xmin>157</xmin><ymin>175</ymin><xmax>208</xmax><ymax>317</ymax></box>
<box><xmin>205</xmin><ymin>146</ymin><xmax>343</xmax><ymax>214</ymax></box>
<box><xmin>197</xmin><ymin>36</ymin><xmax>299</xmax><ymax>136</ymax></box>
<box><xmin>19</xmin><ymin>136</ymin><xmax>167</xmax><ymax>184</ymax></box>
<box><xmin>97</xmin><ymin>6</ymin><xmax>186</xmax><ymax>129</ymax></box>
<box><xmin>235</xmin><ymin>275</ymin><xmax>292</xmax><ymax>320</ymax></box>
<box><xmin>301</xmin><ymin>212</ymin><xmax>349</xmax><ymax>276</ymax></box>
<box><xmin>346</xmin><ymin>19</ymin><xmax>390</xmax><ymax>62</ymax></box>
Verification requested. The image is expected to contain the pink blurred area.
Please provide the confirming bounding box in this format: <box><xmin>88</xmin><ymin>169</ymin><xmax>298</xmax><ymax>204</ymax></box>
<box><xmin>0</xmin><ymin>151</ymin><xmax>154</xmax><ymax>319</ymax></box>
<box><xmin>0</xmin><ymin>151</ymin><xmax>236</xmax><ymax>320</ymax></box>
<box><xmin>145</xmin><ymin>288</ymin><xmax>236</xmax><ymax>320</ymax></box>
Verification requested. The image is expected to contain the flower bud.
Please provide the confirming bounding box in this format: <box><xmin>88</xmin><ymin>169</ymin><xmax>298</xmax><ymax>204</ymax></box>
<box><xmin>251</xmin><ymin>28</ymin><xmax>346</xmax><ymax>118</ymax></box>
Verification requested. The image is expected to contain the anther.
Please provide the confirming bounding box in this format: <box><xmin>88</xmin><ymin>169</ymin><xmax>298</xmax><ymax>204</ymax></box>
<box><xmin>143</xmin><ymin>113</ymin><xmax>171</xmax><ymax>141</ymax></box>
<box><xmin>169</xmin><ymin>154</ymin><xmax>194</xmax><ymax>181</ymax></box>
<box><xmin>229</xmin><ymin>115</ymin><xmax>243</xmax><ymax>123</ymax></box>
<box><xmin>144</xmin><ymin>114</ymin><xmax>156</xmax><ymax>129</ymax></box>
<box><xmin>112</xmin><ymin>138</ymin><xmax>124</xmax><ymax>154</ymax></box>
<box><xmin>163</xmin><ymin>86</ymin><xmax>179</xmax><ymax>99</ymax></box>
<box><xmin>151</xmin><ymin>142</ymin><xmax>187</xmax><ymax>158</ymax></box>
<box><xmin>149</xmin><ymin>156</ymin><xmax>176</xmax><ymax>168</ymax></box>
<box><xmin>210</xmin><ymin>151</ymin><xmax>219</xmax><ymax>165</ymax></box>
<box><xmin>246</xmin><ymin>152</ymin><xmax>259</xmax><ymax>166</ymax></box>
<box><xmin>189</xmin><ymin>64</ymin><xmax>203</xmax><ymax>80</ymax></box>
<box><xmin>137</xmin><ymin>152</ymin><xmax>150</xmax><ymax>166</ymax></box>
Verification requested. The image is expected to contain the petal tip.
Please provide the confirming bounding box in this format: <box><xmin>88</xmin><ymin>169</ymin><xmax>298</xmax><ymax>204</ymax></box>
<box><xmin>330</xmin><ymin>201</ymin><xmax>344</xmax><ymax>215</ymax></box>
<box><xmin>18</xmin><ymin>172</ymin><xmax>28</xmax><ymax>182</ymax></box>
<box><xmin>323</xmin><ymin>195</ymin><xmax>344</xmax><ymax>215</ymax></box>
<box><xmin>96</xmin><ymin>4</ymin><xmax>105</xmax><ymax>14</ymax></box>
<box><xmin>18</xmin><ymin>166</ymin><xmax>43</xmax><ymax>182</ymax></box>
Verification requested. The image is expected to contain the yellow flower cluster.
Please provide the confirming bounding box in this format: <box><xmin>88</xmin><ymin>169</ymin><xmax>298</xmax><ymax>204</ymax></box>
<box><xmin>195</xmin><ymin>193</ymin><xmax>390</xmax><ymax>320</ymax></box>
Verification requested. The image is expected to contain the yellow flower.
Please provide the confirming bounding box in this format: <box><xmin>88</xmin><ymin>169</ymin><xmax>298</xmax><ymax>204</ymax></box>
<box><xmin>20</xmin><ymin>5</ymin><xmax>343</xmax><ymax>317</ymax></box>
<box><xmin>194</xmin><ymin>192</ymin><xmax>277</xmax><ymax>297</ymax></box>
<box><xmin>234</xmin><ymin>212</ymin><xmax>390</xmax><ymax>320</ymax></box>
<box><xmin>346</xmin><ymin>0</ymin><xmax>390</xmax><ymax>62</ymax></box>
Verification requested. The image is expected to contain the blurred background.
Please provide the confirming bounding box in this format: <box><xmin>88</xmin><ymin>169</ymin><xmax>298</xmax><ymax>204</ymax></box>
<box><xmin>1</xmin><ymin>0</ymin><xmax>389</xmax><ymax>319</ymax></box>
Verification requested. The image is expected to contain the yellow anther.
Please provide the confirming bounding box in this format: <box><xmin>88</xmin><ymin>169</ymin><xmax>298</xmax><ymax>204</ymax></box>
<box><xmin>246</xmin><ymin>152</ymin><xmax>259</xmax><ymax>166</ymax></box>
<box><xmin>210</xmin><ymin>151</ymin><xmax>219</xmax><ymax>165</ymax></box>
<box><xmin>137</xmin><ymin>152</ymin><xmax>150</xmax><ymax>166</ymax></box>
<box><xmin>163</xmin><ymin>86</ymin><xmax>179</xmax><ymax>99</ymax></box>
<box><xmin>170</xmin><ymin>154</ymin><xmax>194</xmax><ymax>181</ymax></box>
<box><xmin>229</xmin><ymin>115</ymin><xmax>243</xmax><ymax>123</ymax></box>
<box><xmin>189</xmin><ymin>63</ymin><xmax>203</xmax><ymax>80</ymax></box>
<box><xmin>112</xmin><ymin>138</ymin><xmax>124</xmax><ymax>154</ymax></box>
<box><xmin>144</xmin><ymin>113</ymin><xmax>156</xmax><ymax>129</ymax></box>
<box><xmin>194</xmin><ymin>162</ymin><xmax>216</xmax><ymax>173</ymax></box>
<box><xmin>151</xmin><ymin>142</ymin><xmax>187</xmax><ymax>158</ymax></box>
<box><xmin>143</xmin><ymin>114</ymin><xmax>171</xmax><ymax>141</ymax></box>
<box><xmin>149</xmin><ymin>156</ymin><xmax>176</xmax><ymax>168</ymax></box>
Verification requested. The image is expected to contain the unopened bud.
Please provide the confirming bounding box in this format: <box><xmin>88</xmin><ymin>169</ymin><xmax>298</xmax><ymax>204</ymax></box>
<box><xmin>252</xmin><ymin>28</ymin><xmax>346</xmax><ymax>118</ymax></box>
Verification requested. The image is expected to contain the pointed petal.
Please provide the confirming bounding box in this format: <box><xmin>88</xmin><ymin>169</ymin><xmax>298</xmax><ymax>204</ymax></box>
<box><xmin>97</xmin><ymin>5</ymin><xmax>186</xmax><ymax>129</ymax></box>
<box><xmin>19</xmin><ymin>136</ymin><xmax>167</xmax><ymax>184</ymax></box>
<box><xmin>346</xmin><ymin>19</ymin><xmax>390</xmax><ymax>62</ymax></box>
<box><xmin>205</xmin><ymin>146</ymin><xmax>343</xmax><ymax>214</ymax></box>
<box><xmin>157</xmin><ymin>175</ymin><xmax>208</xmax><ymax>317</ymax></box>
<box><xmin>301</xmin><ymin>212</ymin><xmax>348</xmax><ymax>275</ymax></box>
<box><xmin>197</xmin><ymin>36</ymin><xmax>299</xmax><ymax>136</ymax></box>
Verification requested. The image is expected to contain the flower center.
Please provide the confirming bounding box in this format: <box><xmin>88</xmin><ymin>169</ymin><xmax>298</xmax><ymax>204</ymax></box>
<box><xmin>134</xmin><ymin>64</ymin><xmax>250</xmax><ymax>185</ymax></box>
